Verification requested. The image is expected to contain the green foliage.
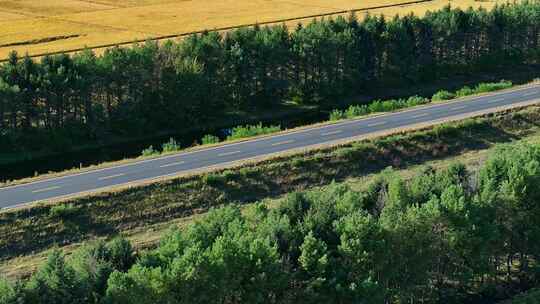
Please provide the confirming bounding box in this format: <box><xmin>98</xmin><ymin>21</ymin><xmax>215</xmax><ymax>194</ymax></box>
<box><xmin>161</xmin><ymin>138</ymin><xmax>181</xmax><ymax>153</ymax></box>
<box><xmin>10</xmin><ymin>142</ymin><xmax>540</xmax><ymax>303</ymax></box>
<box><xmin>474</xmin><ymin>80</ymin><xmax>512</xmax><ymax>93</ymax></box>
<box><xmin>404</xmin><ymin>95</ymin><xmax>429</xmax><ymax>107</ymax></box>
<box><xmin>0</xmin><ymin>1</ymin><xmax>535</xmax><ymax>169</ymax></box>
<box><xmin>201</xmin><ymin>134</ymin><xmax>220</xmax><ymax>145</ymax></box>
<box><xmin>203</xmin><ymin>173</ymin><xmax>227</xmax><ymax>186</ymax></box>
<box><xmin>329</xmin><ymin>109</ymin><xmax>345</xmax><ymax>121</ymax></box>
<box><xmin>141</xmin><ymin>145</ymin><xmax>158</xmax><ymax>157</ymax></box>
<box><xmin>329</xmin><ymin>80</ymin><xmax>513</xmax><ymax>121</ymax></box>
<box><xmin>299</xmin><ymin>231</ymin><xmax>328</xmax><ymax>276</ymax></box>
<box><xmin>106</xmin><ymin>237</ymin><xmax>135</xmax><ymax>272</ymax></box>
<box><xmin>0</xmin><ymin>278</ymin><xmax>18</xmax><ymax>304</ymax></box>
<box><xmin>49</xmin><ymin>203</ymin><xmax>78</xmax><ymax>220</ymax></box>
<box><xmin>226</xmin><ymin>123</ymin><xmax>281</xmax><ymax>141</ymax></box>
<box><xmin>329</xmin><ymin>95</ymin><xmax>428</xmax><ymax>121</ymax></box>
<box><xmin>432</xmin><ymin>90</ymin><xmax>455</xmax><ymax>102</ymax></box>
<box><xmin>345</xmin><ymin>104</ymin><xmax>368</xmax><ymax>118</ymax></box>
<box><xmin>455</xmin><ymin>86</ymin><xmax>474</xmax><ymax>97</ymax></box>
<box><xmin>24</xmin><ymin>250</ymin><xmax>85</xmax><ymax>304</ymax></box>
<box><xmin>432</xmin><ymin>81</ymin><xmax>512</xmax><ymax>102</ymax></box>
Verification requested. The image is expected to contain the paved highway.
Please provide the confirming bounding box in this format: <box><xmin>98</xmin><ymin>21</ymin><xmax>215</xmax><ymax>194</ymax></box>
<box><xmin>1</xmin><ymin>85</ymin><xmax>540</xmax><ymax>209</ymax></box>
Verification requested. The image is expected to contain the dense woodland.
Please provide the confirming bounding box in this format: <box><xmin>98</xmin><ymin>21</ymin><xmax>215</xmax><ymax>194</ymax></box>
<box><xmin>0</xmin><ymin>2</ymin><xmax>539</xmax><ymax>154</ymax></box>
<box><xmin>2</xmin><ymin>142</ymin><xmax>540</xmax><ymax>303</ymax></box>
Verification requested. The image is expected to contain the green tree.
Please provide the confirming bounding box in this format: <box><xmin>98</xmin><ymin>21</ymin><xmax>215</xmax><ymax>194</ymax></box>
<box><xmin>25</xmin><ymin>250</ymin><xmax>86</xmax><ymax>304</ymax></box>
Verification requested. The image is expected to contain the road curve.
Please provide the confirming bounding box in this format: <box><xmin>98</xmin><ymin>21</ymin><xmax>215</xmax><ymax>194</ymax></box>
<box><xmin>1</xmin><ymin>85</ymin><xmax>540</xmax><ymax>209</ymax></box>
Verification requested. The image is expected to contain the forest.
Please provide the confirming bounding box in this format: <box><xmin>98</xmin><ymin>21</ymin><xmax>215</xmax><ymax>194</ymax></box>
<box><xmin>0</xmin><ymin>1</ymin><xmax>539</xmax><ymax>156</ymax></box>
<box><xmin>2</xmin><ymin>142</ymin><xmax>540</xmax><ymax>303</ymax></box>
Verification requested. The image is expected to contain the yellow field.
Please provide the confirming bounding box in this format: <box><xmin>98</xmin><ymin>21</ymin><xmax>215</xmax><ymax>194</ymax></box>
<box><xmin>0</xmin><ymin>0</ymin><xmax>507</xmax><ymax>60</ymax></box>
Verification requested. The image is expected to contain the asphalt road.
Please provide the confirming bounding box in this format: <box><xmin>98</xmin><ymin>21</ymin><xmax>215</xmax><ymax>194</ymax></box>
<box><xmin>1</xmin><ymin>85</ymin><xmax>540</xmax><ymax>209</ymax></box>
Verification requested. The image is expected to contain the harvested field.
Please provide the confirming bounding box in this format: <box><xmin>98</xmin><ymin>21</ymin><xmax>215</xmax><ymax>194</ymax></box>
<box><xmin>0</xmin><ymin>0</ymin><xmax>506</xmax><ymax>60</ymax></box>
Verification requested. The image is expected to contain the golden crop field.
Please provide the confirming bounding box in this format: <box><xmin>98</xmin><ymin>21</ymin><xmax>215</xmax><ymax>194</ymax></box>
<box><xmin>0</xmin><ymin>0</ymin><xmax>507</xmax><ymax>60</ymax></box>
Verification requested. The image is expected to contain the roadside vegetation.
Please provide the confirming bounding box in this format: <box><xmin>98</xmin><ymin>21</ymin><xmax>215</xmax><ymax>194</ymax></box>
<box><xmin>140</xmin><ymin>123</ymin><xmax>281</xmax><ymax>157</ymax></box>
<box><xmin>3</xmin><ymin>141</ymin><xmax>540</xmax><ymax>303</ymax></box>
<box><xmin>2</xmin><ymin>105</ymin><xmax>540</xmax><ymax>269</ymax></box>
<box><xmin>138</xmin><ymin>79</ymin><xmax>515</xmax><ymax>158</ymax></box>
<box><xmin>330</xmin><ymin>80</ymin><xmax>514</xmax><ymax>121</ymax></box>
<box><xmin>1</xmin><ymin>1</ymin><xmax>539</xmax><ymax>179</ymax></box>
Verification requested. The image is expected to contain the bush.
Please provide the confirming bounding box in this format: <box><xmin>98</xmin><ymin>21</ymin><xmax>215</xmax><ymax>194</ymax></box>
<box><xmin>346</xmin><ymin>105</ymin><xmax>368</xmax><ymax>118</ymax></box>
<box><xmin>381</xmin><ymin>99</ymin><xmax>398</xmax><ymax>112</ymax></box>
<box><xmin>161</xmin><ymin>138</ymin><xmax>181</xmax><ymax>153</ymax></box>
<box><xmin>49</xmin><ymin>203</ymin><xmax>78</xmax><ymax>219</ymax></box>
<box><xmin>106</xmin><ymin>237</ymin><xmax>135</xmax><ymax>272</ymax></box>
<box><xmin>474</xmin><ymin>80</ymin><xmax>513</xmax><ymax>93</ymax></box>
<box><xmin>0</xmin><ymin>278</ymin><xmax>16</xmax><ymax>304</ymax></box>
<box><xmin>141</xmin><ymin>145</ymin><xmax>158</xmax><ymax>157</ymax></box>
<box><xmin>329</xmin><ymin>96</ymin><xmax>428</xmax><ymax>122</ymax></box>
<box><xmin>455</xmin><ymin>86</ymin><xmax>475</xmax><ymax>97</ymax></box>
<box><xmin>329</xmin><ymin>109</ymin><xmax>345</xmax><ymax>121</ymax></box>
<box><xmin>227</xmin><ymin>123</ymin><xmax>281</xmax><ymax>141</ymax></box>
<box><xmin>221</xmin><ymin>170</ymin><xmax>238</xmax><ymax>180</ymax></box>
<box><xmin>404</xmin><ymin>96</ymin><xmax>429</xmax><ymax>107</ymax></box>
<box><xmin>368</xmin><ymin>100</ymin><xmax>385</xmax><ymax>113</ymax></box>
<box><xmin>203</xmin><ymin>173</ymin><xmax>227</xmax><ymax>186</ymax></box>
<box><xmin>432</xmin><ymin>90</ymin><xmax>456</xmax><ymax>102</ymax></box>
<box><xmin>201</xmin><ymin>134</ymin><xmax>220</xmax><ymax>145</ymax></box>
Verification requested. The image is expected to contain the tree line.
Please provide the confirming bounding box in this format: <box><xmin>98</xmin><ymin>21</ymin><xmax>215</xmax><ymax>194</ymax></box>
<box><xmin>2</xmin><ymin>142</ymin><xmax>540</xmax><ymax>303</ymax></box>
<box><xmin>0</xmin><ymin>2</ymin><xmax>539</xmax><ymax>154</ymax></box>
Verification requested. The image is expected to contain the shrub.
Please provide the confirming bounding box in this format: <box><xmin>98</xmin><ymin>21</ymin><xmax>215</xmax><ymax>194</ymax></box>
<box><xmin>329</xmin><ymin>109</ymin><xmax>345</xmax><ymax>121</ymax></box>
<box><xmin>433</xmin><ymin>123</ymin><xmax>456</xmax><ymax>138</ymax></box>
<box><xmin>203</xmin><ymin>173</ymin><xmax>226</xmax><ymax>186</ymax></box>
<box><xmin>227</xmin><ymin>123</ymin><xmax>281</xmax><ymax>141</ymax></box>
<box><xmin>49</xmin><ymin>203</ymin><xmax>78</xmax><ymax>219</ymax></box>
<box><xmin>106</xmin><ymin>237</ymin><xmax>135</xmax><ymax>272</ymax></box>
<box><xmin>405</xmin><ymin>96</ymin><xmax>429</xmax><ymax>107</ymax></box>
<box><xmin>432</xmin><ymin>90</ymin><xmax>456</xmax><ymax>101</ymax></box>
<box><xmin>141</xmin><ymin>145</ymin><xmax>158</xmax><ymax>157</ymax></box>
<box><xmin>221</xmin><ymin>170</ymin><xmax>237</xmax><ymax>180</ymax></box>
<box><xmin>346</xmin><ymin>105</ymin><xmax>368</xmax><ymax>118</ymax></box>
<box><xmin>201</xmin><ymin>134</ymin><xmax>220</xmax><ymax>145</ymax></box>
<box><xmin>366</xmin><ymin>100</ymin><xmax>381</xmax><ymax>112</ymax></box>
<box><xmin>334</xmin><ymin>147</ymin><xmax>358</xmax><ymax>159</ymax></box>
<box><xmin>161</xmin><ymin>138</ymin><xmax>181</xmax><ymax>153</ymax></box>
<box><xmin>455</xmin><ymin>86</ymin><xmax>474</xmax><ymax>97</ymax></box>
<box><xmin>381</xmin><ymin>99</ymin><xmax>398</xmax><ymax>112</ymax></box>
<box><xmin>474</xmin><ymin>80</ymin><xmax>512</xmax><ymax>93</ymax></box>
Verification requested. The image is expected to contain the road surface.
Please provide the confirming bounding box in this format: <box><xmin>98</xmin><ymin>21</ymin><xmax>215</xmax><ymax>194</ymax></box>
<box><xmin>1</xmin><ymin>85</ymin><xmax>539</xmax><ymax>209</ymax></box>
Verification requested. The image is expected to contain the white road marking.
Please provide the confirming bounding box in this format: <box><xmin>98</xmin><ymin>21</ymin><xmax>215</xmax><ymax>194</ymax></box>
<box><xmin>218</xmin><ymin>151</ymin><xmax>241</xmax><ymax>157</ymax></box>
<box><xmin>321</xmin><ymin>130</ymin><xmax>343</xmax><ymax>136</ymax></box>
<box><xmin>487</xmin><ymin>98</ymin><xmax>505</xmax><ymax>103</ymax></box>
<box><xmin>271</xmin><ymin>140</ymin><xmax>295</xmax><ymax>146</ymax></box>
<box><xmin>523</xmin><ymin>91</ymin><xmax>539</xmax><ymax>97</ymax></box>
<box><xmin>32</xmin><ymin>186</ymin><xmax>61</xmax><ymax>193</ymax></box>
<box><xmin>411</xmin><ymin>113</ymin><xmax>429</xmax><ymax>119</ymax></box>
<box><xmin>367</xmin><ymin>121</ymin><xmax>386</xmax><ymax>127</ymax></box>
<box><xmin>451</xmin><ymin>105</ymin><xmax>466</xmax><ymax>110</ymax></box>
<box><xmin>99</xmin><ymin>173</ymin><xmax>125</xmax><ymax>180</ymax></box>
<box><xmin>159</xmin><ymin>161</ymin><xmax>185</xmax><ymax>168</ymax></box>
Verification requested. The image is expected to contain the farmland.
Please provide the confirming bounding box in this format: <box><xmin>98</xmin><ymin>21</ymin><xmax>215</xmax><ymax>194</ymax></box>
<box><xmin>0</xmin><ymin>0</ymin><xmax>506</xmax><ymax>60</ymax></box>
